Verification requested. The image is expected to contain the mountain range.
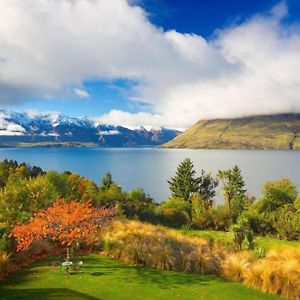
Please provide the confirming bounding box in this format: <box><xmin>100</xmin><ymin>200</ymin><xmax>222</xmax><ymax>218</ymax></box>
<box><xmin>0</xmin><ymin>109</ymin><xmax>180</xmax><ymax>147</ymax></box>
<box><xmin>162</xmin><ymin>114</ymin><xmax>300</xmax><ymax>150</ymax></box>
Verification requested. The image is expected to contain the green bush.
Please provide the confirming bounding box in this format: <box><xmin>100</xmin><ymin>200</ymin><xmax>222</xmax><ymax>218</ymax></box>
<box><xmin>272</xmin><ymin>204</ymin><xmax>300</xmax><ymax>240</ymax></box>
<box><xmin>210</xmin><ymin>205</ymin><xmax>232</xmax><ymax>231</ymax></box>
<box><xmin>240</xmin><ymin>207</ymin><xmax>275</xmax><ymax>236</ymax></box>
<box><xmin>258</xmin><ymin>178</ymin><xmax>297</xmax><ymax>212</ymax></box>
<box><xmin>295</xmin><ymin>194</ymin><xmax>300</xmax><ymax>211</ymax></box>
<box><xmin>160</xmin><ymin>197</ymin><xmax>190</xmax><ymax>212</ymax></box>
<box><xmin>158</xmin><ymin>207</ymin><xmax>190</xmax><ymax>228</ymax></box>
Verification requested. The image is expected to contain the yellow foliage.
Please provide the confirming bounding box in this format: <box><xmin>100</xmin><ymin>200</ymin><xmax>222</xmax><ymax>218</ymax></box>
<box><xmin>243</xmin><ymin>260</ymin><xmax>265</xmax><ymax>290</ymax></box>
<box><xmin>221</xmin><ymin>251</ymin><xmax>254</xmax><ymax>282</ymax></box>
<box><xmin>101</xmin><ymin>220</ymin><xmax>222</xmax><ymax>274</ymax></box>
<box><xmin>244</xmin><ymin>247</ymin><xmax>300</xmax><ymax>298</ymax></box>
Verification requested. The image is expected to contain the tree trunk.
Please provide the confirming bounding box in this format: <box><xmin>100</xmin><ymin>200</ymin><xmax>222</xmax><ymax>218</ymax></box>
<box><xmin>66</xmin><ymin>246</ymin><xmax>70</xmax><ymax>261</ymax></box>
<box><xmin>227</xmin><ymin>193</ymin><xmax>232</xmax><ymax>215</ymax></box>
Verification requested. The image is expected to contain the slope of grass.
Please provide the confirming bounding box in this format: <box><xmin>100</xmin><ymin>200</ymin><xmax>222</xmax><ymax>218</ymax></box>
<box><xmin>0</xmin><ymin>254</ymin><xmax>282</xmax><ymax>300</ymax></box>
<box><xmin>178</xmin><ymin>229</ymin><xmax>300</xmax><ymax>251</ymax></box>
<box><xmin>162</xmin><ymin>114</ymin><xmax>300</xmax><ymax>149</ymax></box>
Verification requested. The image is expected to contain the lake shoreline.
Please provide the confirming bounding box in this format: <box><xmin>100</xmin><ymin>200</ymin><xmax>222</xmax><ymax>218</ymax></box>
<box><xmin>0</xmin><ymin>147</ymin><xmax>300</xmax><ymax>203</ymax></box>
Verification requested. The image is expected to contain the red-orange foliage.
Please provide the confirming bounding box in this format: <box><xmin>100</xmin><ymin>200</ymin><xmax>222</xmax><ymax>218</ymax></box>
<box><xmin>11</xmin><ymin>199</ymin><xmax>114</xmax><ymax>251</ymax></box>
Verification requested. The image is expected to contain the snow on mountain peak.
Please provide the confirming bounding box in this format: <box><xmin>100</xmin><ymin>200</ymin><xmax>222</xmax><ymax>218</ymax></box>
<box><xmin>0</xmin><ymin>108</ymin><xmax>180</xmax><ymax>145</ymax></box>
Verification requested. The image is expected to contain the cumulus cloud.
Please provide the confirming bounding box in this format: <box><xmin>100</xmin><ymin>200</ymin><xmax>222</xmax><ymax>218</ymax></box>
<box><xmin>0</xmin><ymin>0</ymin><xmax>300</xmax><ymax>128</ymax></box>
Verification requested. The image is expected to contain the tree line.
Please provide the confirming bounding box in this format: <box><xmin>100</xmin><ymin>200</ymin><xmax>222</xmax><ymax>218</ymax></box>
<box><xmin>0</xmin><ymin>158</ymin><xmax>300</xmax><ymax>255</ymax></box>
<box><xmin>167</xmin><ymin>158</ymin><xmax>300</xmax><ymax>246</ymax></box>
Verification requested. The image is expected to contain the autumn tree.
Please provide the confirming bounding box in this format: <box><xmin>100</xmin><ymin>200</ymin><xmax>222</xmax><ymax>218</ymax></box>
<box><xmin>11</xmin><ymin>199</ymin><xmax>114</xmax><ymax>260</ymax></box>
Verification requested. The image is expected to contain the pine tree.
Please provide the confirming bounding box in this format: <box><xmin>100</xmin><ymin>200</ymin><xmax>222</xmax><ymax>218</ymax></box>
<box><xmin>168</xmin><ymin>158</ymin><xmax>200</xmax><ymax>202</ymax></box>
<box><xmin>217</xmin><ymin>165</ymin><xmax>246</xmax><ymax>215</ymax></box>
<box><xmin>100</xmin><ymin>171</ymin><xmax>113</xmax><ymax>191</ymax></box>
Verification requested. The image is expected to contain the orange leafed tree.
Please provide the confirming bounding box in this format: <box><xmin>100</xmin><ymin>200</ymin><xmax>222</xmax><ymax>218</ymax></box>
<box><xmin>11</xmin><ymin>199</ymin><xmax>114</xmax><ymax>259</ymax></box>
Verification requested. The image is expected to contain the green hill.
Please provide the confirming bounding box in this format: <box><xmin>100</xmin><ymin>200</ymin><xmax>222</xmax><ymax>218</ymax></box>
<box><xmin>162</xmin><ymin>114</ymin><xmax>300</xmax><ymax>149</ymax></box>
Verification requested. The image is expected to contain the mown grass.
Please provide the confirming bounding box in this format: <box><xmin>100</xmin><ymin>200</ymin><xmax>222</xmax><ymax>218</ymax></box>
<box><xmin>0</xmin><ymin>254</ymin><xmax>281</xmax><ymax>300</ymax></box>
<box><xmin>178</xmin><ymin>229</ymin><xmax>300</xmax><ymax>251</ymax></box>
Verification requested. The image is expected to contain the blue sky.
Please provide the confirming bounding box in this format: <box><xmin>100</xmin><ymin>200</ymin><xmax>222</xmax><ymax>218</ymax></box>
<box><xmin>141</xmin><ymin>0</ymin><xmax>300</xmax><ymax>35</ymax></box>
<box><xmin>9</xmin><ymin>79</ymin><xmax>144</xmax><ymax>117</ymax></box>
<box><xmin>1</xmin><ymin>0</ymin><xmax>300</xmax><ymax>128</ymax></box>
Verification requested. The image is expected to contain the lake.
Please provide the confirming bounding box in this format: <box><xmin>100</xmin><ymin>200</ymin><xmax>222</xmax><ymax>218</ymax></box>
<box><xmin>0</xmin><ymin>147</ymin><xmax>299</xmax><ymax>203</ymax></box>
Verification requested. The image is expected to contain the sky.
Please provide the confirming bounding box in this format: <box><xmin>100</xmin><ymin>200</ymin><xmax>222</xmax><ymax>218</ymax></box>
<box><xmin>1</xmin><ymin>0</ymin><xmax>300</xmax><ymax>129</ymax></box>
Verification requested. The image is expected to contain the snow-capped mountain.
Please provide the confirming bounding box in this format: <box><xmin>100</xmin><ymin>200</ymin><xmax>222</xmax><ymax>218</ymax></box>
<box><xmin>0</xmin><ymin>109</ymin><xmax>180</xmax><ymax>147</ymax></box>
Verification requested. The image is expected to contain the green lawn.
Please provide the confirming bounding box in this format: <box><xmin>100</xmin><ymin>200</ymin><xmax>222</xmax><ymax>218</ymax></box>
<box><xmin>178</xmin><ymin>229</ymin><xmax>300</xmax><ymax>251</ymax></box>
<box><xmin>0</xmin><ymin>254</ymin><xmax>281</xmax><ymax>300</ymax></box>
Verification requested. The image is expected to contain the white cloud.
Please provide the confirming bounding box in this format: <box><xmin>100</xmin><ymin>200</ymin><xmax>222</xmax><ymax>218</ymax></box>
<box><xmin>0</xmin><ymin>0</ymin><xmax>300</xmax><ymax>128</ymax></box>
<box><xmin>73</xmin><ymin>88</ymin><xmax>90</xmax><ymax>98</ymax></box>
<box><xmin>98</xmin><ymin>109</ymin><xmax>166</xmax><ymax>129</ymax></box>
<box><xmin>0</xmin><ymin>116</ymin><xmax>26</xmax><ymax>135</ymax></box>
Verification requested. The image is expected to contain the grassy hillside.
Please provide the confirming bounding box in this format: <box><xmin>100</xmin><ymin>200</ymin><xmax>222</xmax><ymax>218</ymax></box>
<box><xmin>162</xmin><ymin>114</ymin><xmax>300</xmax><ymax>149</ymax></box>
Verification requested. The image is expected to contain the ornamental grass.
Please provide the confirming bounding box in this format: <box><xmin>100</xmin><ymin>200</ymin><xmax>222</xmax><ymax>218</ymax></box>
<box><xmin>101</xmin><ymin>220</ymin><xmax>222</xmax><ymax>275</ymax></box>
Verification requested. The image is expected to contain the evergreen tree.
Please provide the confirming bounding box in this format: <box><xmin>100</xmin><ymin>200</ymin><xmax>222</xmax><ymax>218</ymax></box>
<box><xmin>100</xmin><ymin>171</ymin><xmax>113</xmax><ymax>191</ymax></box>
<box><xmin>217</xmin><ymin>165</ymin><xmax>246</xmax><ymax>215</ymax></box>
<box><xmin>168</xmin><ymin>158</ymin><xmax>200</xmax><ymax>202</ymax></box>
<box><xmin>198</xmin><ymin>170</ymin><xmax>218</xmax><ymax>208</ymax></box>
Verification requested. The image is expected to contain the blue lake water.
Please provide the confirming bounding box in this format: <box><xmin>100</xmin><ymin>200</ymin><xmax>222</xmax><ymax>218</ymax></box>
<box><xmin>0</xmin><ymin>147</ymin><xmax>299</xmax><ymax>203</ymax></box>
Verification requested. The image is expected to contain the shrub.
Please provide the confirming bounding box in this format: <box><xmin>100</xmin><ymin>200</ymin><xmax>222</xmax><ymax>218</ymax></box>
<box><xmin>258</xmin><ymin>178</ymin><xmax>298</xmax><ymax>213</ymax></box>
<box><xmin>98</xmin><ymin>183</ymin><xmax>127</xmax><ymax>206</ymax></box>
<box><xmin>190</xmin><ymin>194</ymin><xmax>215</xmax><ymax>229</ymax></box>
<box><xmin>119</xmin><ymin>188</ymin><xmax>156</xmax><ymax>220</ymax></box>
<box><xmin>160</xmin><ymin>197</ymin><xmax>190</xmax><ymax>213</ymax></box>
<box><xmin>272</xmin><ymin>205</ymin><xmax>300</xmax><ymax>240</ymax></box>
<box><xmin>210</xmin><ymin>205</ymin><xmax>232</xmax><ymax>231</ymax></box>
<box><xmin>158</xmin><ymin>207</ymin><xmax>190</xmax><ymax>228</ymax></box>
<box><xmin>191</xmin><ymin>209</ymin><xmax>214</xmax><ymax>229</ymax></box>
<box><xmin>295</xmin><ymin>194</ymin><xmax>300</xmax><ymax>211</ymax></box>
<box><xmin>240</xmin><ymin>207</ymin><xmax>274</xmax><ymax>236</ymax></box>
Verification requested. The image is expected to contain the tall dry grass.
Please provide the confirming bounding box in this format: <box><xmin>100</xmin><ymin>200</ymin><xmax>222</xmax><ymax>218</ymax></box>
<box><xmin>227</xmin><ymin>247</ymin><xmax>300</xmax><ymax>298</ymax></box>
<box><xmin>101</xmin><ymin>220</ymin><xmax>223</xmax><ymax>275</ymax></box>
<box><xmin>221</xmin><ymin>251</ymin><xmax>254</xmax><ymax>282</ymax></box>
<box><xmin>259</xmin><ymin>248</ymin><xmax>300</xmax><ymax>298</ymax></box>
